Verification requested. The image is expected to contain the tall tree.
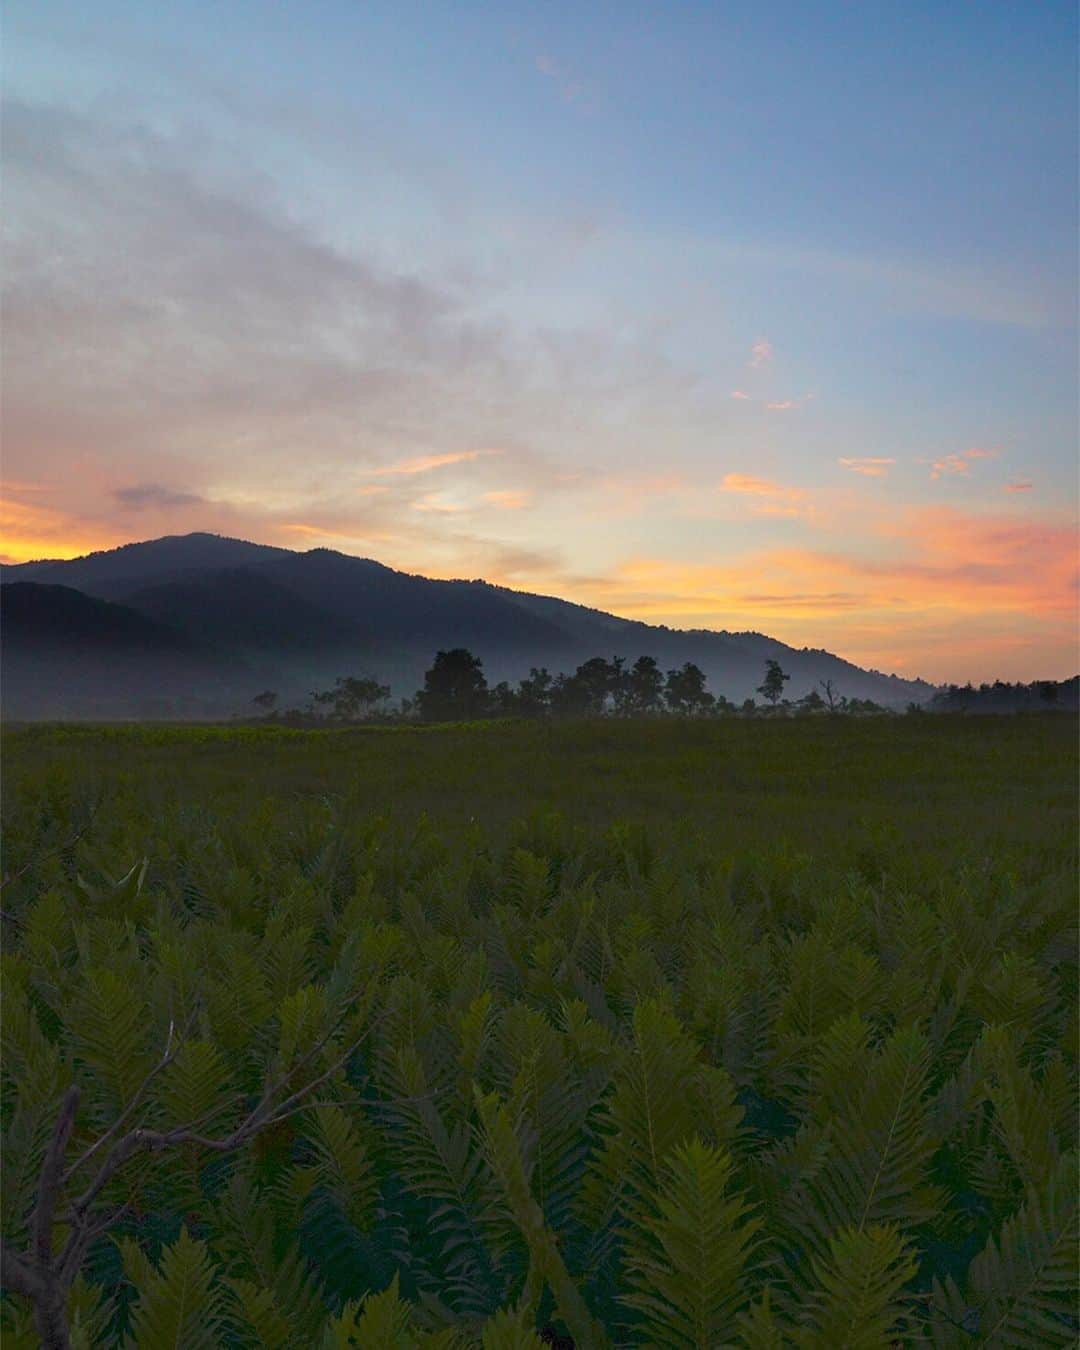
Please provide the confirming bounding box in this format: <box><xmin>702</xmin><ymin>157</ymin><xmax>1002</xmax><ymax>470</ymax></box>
<box><xmin>416</xmin><ymin>649</ymin><xmax>489</xmax><ymax>721</ymax></box>
<box><xmin>516</xmin><ymin>667</ymin><xmax>554</xmax><ymax>717</ymax></box>
<box><xmin>552</xmin><ymin>657</ymin><xmax>622</xmax><ymax>717</ymax></box>
<box><xmin>622</xmin><ymin>655</ymin><xmax>665</xmax><ymax>715</ymax></box>
<box><xmin>664</xmin><ymin>662</ymin><xmax>714</xmax><ymax>716</ymax></box>
<box><xmin>329</xmin><ymin>675</ymin><xmax>391</xmax><ymax>720</ymax></box>
<box><xmin>757</xmin><ymin>659</ymin><xmax>790</xmax><ymax>707</ymax></box>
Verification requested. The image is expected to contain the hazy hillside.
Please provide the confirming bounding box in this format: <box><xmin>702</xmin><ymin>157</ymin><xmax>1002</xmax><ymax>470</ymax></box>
<box><xmin>2</xmin><ymin>533</ymin><xmax>935</xmax><ymax>717</ymax></box>
<box><xmin>1</xmin><ymin>581</ymin><xmax>248</xmax><ymax>719</ymax></box>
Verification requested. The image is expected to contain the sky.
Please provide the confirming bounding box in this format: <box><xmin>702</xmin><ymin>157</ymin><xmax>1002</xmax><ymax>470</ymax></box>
<box><xmin>2</xmin><ymin>0</ymin><xmax>1077</xmax><ymax>683</ymax></box>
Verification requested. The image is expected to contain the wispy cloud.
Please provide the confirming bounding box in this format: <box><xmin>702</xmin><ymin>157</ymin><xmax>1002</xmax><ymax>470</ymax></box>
<box><xmin>928</xmin><ymin>447</ymin><xmax>997</xmax><ymax>480</ymax></box>
<box><xmin>765</xmin><ymin>399</ymin><xmax>795</xmax><ymax>411</ymax></box>
<box><xmin>1004</xmin><ymin>480</ymin><xmax>1033</xmax><ymax>492</ymax></box>
<box><xmin>409</xmin><ymin>492</ymin><xmax>468</xmax><ymax>514</ymax></box>
<box><xmin>535</xmin><ymin>53</ymin><xmax>591</xmax><ymax>105</ymax></box>
<box><xmin>729</xmin><ymin>389</ymin><xmax>751</xmax><ymax>400</ymax></box>
<box><xmin>113</xmin><ymin>483</ymin><xmax>205</xmax><ymax>509</ymax></box>
<box><xmin>481</xmin><ymin>489</ymin><xmax>530</xmax><ymax>510</ymax></box>
<box><xmin>838</xmin><ymin>457</ymin><xmax>896</xmax><ymax>477</ymax></box>
<box><xmin>369</xmin><ymin>449</ymin><xmax>494</xmax><ymax>477</ymax></box>
<box><xmin>719</xmin><ymin>472</ymin><xmax>811</xmax><ymax>519</ymax></box>
<box><xmin>721</xmin><ymin>473</ymin><xmax>784</xmax><ymax>496</ymax></box>
<box><xmin>749</xmin><ymin>338</ymin><xmax>773</xmax><ymax>368</ymax></box>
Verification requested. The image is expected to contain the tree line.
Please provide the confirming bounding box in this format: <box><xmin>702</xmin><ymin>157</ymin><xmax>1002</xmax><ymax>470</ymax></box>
<box><xmin>249</xmin><ymin>652</ymin><xmax>893</xmax><ymax>724</ymax></box>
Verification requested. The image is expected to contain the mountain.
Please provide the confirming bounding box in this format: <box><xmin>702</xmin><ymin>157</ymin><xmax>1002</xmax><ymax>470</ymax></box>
<box><xmin>2</xmin><ymin>533</ymin><xmax>935</xmax><ymax>717</ymax></box>
<box><xmin>1</xmin><ymin>582</ymin><xmax>247</xmax><ymax>719</ymax></box>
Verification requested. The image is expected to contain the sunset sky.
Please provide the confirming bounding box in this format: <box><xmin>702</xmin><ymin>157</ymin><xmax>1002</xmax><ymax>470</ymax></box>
<box><xmin>3</xmin><ymin>1</ymin><xmax>1077</xmax><ymax>682</ymax></box>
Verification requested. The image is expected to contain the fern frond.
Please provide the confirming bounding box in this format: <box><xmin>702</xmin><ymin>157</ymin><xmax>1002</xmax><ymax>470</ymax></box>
<box><xmin>474</xmin><ymin>1087</ymin><xmax>610</xmax><ymax>1349</ymax></box>
<box><xmin>803</xmin><ymin>1024</ymin><xmax>939</xmax><ymax>1248</ymax></box>
<box><xmin>798</xmin><ymin>1223</ymin><xmax>917</xmax><ymax>1349</ymax></box>
<box><xmin>622</xmin><ymin>1137</ymin><xmax>761</xmax><ymax>1347</ymax></box>
<box><xmin>349</xmin><ymin>1271</ymin><xmax>417</xmax><ymax>1348</ymax></box>
<box><xmin>479</xmin><ymin>1306</ymin><xmax>545</xmax><ymax>1348</ymax></box>
<box><xmin>930</xmin><ymin>1151</ymin><xmax>1078</xmax><ymax>1349</ymax></box>
<box><xmin>581</xmin><ymin>999</ymin><xmax>707</xmax><ymax>1224</ymax></box>
<box><xmin>301</xmin><ymin>1102</ymin><xmax>379</xmax><ymax>1231</ymax></box>
<box><xmin>153</xmin><ymin>1037</ymin><xmax>233</xmax><ymax>1130</ymax></box>
<box><xmin>68</xmin><ymin>966</ymin><xmax>154</xmax><ymax>1115</ymax></box>
<box><xmin>226</xmin><ymin>1277</ymin><xmax>293</xmax><ymax>1349</ymax></box>
<box><xmin>124</xmin><ymin>1227</ymin><xmax>228</xmax><ymax>1350</ymax></box>
<box><xmin>736</xmin><ymin>1287</ymin><xmax>791</xmax><ymax>1348</ymax></box>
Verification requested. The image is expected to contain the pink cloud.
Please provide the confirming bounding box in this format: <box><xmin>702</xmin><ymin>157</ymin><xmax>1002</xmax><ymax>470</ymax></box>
<box><xmin>838</xmin><ymin>457</ymin><xmax>896</xmax><ymax>477</ymax></box>
<box><xmin>929</xmin><ymin>446</ymin><xmax>997</xmax><ymax>480</ymax></box>
<box><xmin>481</xmin><ymin>489</ymin><xmax>530</xmax><ymax>510</ymax></box>
<box><xmin>1004</xmin><ymin>480</ymin><xmax>1033</xmax><ymax>492</ymax></box>
<box><xmin>370</xmin><ymin>449</ymin><xmax>495</xmax><ymax>477</ymax></box>
<box><xmin>730</xmin><ymin>389</ymin><xmax>751</xmax><ymax>400</ymax></box>
<box><xmin>765</xmin><ymin>399</ymin><xmax>795</xmax><ymax>411</ymax></box>
<box><xmin>749</xmin><ymin>338</ymin><xmax>773</xmax><ymax>368</ymax></box>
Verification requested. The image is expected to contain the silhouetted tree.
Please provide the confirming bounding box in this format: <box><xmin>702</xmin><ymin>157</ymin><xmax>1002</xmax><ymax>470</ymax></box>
<box><xmin>516</xmin><ymin>667</ymin><xmax>554</xmax><ymax>717</ymax></box>
<box><xmin>490</xmin><ymin>681</ymin><xmax>518</xmax><ymax>716</ymax></box>
<box><xmin>798</xmin><ymin>688</ymin><xmax>826</xmax><ymax>713</ymax></box>
<box><xmin>304</xmin><ymin>675</ymin><xmax>390</xmax><ymax>721</ymax></box>
<box><xmin>621</xmin><ymin>655</ymin><xmax>665</xmax><ymax>715</ymax></box>
<box><xmin>664</xmin><ymin>662</ymin><xmax>714</xmax><ymax>715</ymax></box>
<box><xmin>819</xmin><ymin>678</ymin><xmax>840</xmax><ymax>712</ymax></box>
<box><xmin>757</xmin><ymin>659</ymin><xmax>790</xmax><ymax>707</ymax></box>
<box><xmin>416</xmin><ymin>648</ymin><xmax>489</xmax><ymax>721</ymax></box>
<box><xmin>328</xmin><ymin>675</ymin><xmax>391</xmax><ymax>720</ymax></box>
<box><xmin>251</xmin><ymin>690</ymin><xmax>278</xmax><ymax>716</ymax></box>
<box><xmin>552</xmin><ymin>656</ymin><xmax>621</xmax><ymax>716</ymax></box>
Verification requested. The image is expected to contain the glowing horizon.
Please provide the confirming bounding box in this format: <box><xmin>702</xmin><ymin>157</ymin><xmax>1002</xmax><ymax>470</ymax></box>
<box><xmin>3</xmin><ymin>2</ymin><xmax>1077</xmax><ymax>685</ymax></box>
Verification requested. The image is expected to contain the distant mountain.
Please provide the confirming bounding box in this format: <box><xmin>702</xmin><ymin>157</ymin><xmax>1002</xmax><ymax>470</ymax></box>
<box><xmin>1</xmin><ymin>582</ymin><xmax>246</xmax><ymax>719</ymax></box>
<box><xmin>2</xmin><ymin>533</ymin><xmax>935</xmax><ymax>717</ymax></box>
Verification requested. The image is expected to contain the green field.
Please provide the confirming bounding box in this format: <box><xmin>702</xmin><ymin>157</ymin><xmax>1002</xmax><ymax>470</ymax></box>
<box><xmin>2</xmin><ymin>717</ymin><xmax>1077</xmax><ymax>1346</ymax></box>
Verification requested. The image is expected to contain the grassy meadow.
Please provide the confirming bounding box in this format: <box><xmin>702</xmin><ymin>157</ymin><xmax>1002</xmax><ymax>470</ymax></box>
<box><xmin>2</xmin><ymin>715</ymin><xmax>1077</xmax><ymax>1346</ymax></box>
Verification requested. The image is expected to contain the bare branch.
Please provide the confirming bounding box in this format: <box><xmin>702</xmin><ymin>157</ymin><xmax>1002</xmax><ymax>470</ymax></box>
<box><xmin>32</xmin><ymin>1086</ymin><xmax>80</xmax><ymax>1268</ymax></box>
<box><xmin>63</xmin><ymin>1011</ymin><xmax>196</xmax><ymax>1185</ymax></box>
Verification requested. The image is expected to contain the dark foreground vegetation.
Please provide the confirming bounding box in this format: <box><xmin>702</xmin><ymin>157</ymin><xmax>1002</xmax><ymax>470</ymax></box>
<box><xmin>2</xmin><ymin>716</ymin><xmax>1076</xmax><ymax>1346</ymax></box>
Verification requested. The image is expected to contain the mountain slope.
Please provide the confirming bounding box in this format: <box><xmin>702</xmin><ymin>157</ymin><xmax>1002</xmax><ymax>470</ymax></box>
<box><xmin>121</xmin><ymin>568</ymin><xmax>367</xmax><ymax>653</ymax></box>
<box><xmin>2</xmin><ymin>534</ymin><xmax>935</xmax><ymax>713</ymax></box>
<box><xmin>1</xmin><ymin>582</ymin><xmax>246</xmax><ymax>719</ymax></box>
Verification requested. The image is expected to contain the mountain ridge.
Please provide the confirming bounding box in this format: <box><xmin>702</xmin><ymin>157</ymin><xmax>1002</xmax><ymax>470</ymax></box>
<box><xmin>2</xmin><ymin>532</ymin><xmax>935</xmax><ymax>717</ymax></box>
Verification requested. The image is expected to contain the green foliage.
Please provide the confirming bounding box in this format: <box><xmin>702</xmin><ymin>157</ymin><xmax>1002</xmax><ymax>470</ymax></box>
<box><xmin>622</xmin><ymin>1137</ymin><xmax>761</xmax><ymax>1347</ymax></box>
<box><xmin>799</xmin><ymin>1224</ymin><xmax>917</xmax><ymax>1347</ymax></box>
<box><xmin>121</xmin><ymin>1227</ymin><xmax>228</xmax><ymax>1349</ymax></box>
<box><xmin>1</xmin><ymin>717</ymin><xmax>1076</xmax><ymax>1345</ymax></box>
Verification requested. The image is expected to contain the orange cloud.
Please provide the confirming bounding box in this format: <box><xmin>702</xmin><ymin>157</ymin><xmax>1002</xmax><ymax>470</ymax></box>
<box><xmin>410</xmin><ymin>496</ymin><xmax>466</xmax><ymax>514</ymax></box>
<box><xmin>838</xmin><ymin>457</ymin><xmax>896</xmax><ymax>477</ymax></box>
<box><xmin>765</xmin><ymin>399</ymin><xmax>796</xmax><ymax>411</ymax></box>
<box><xmin>720</xmin><ymin>473</ymin><xmax>783</xmax><ymax>495</ymax></box>
<box><xmin>481</xmin><ymin>490</ymin><xmax>530</xmax><ymax>510</ymax></box>
<box><xmin>718</xmin><ymin>472</ymin><xmax>811</xmax><ymax>518</ymax></box>
<box><xmin>369</xmin><ymin>449</ymin><xmax>495</xmax><ymax>477</ymax></box>
<box><xmin>546</xmin><ymin>500</ymin><xmax>1077</xmax><ymax>681</ymax></box>
<box><xmin>1004</xmin><ymin>480</ymin><xmax>1033</xmax><ymax>492</ymax></box>
<box><xmin>929</xmin><ymin>446</ymin><xmax>997</xmax><ymax>479</ymax></box>
<box><xmin>0</xmin><ymin>493</ymin><xmax>125</xmax><ymax>564</ymax></box>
